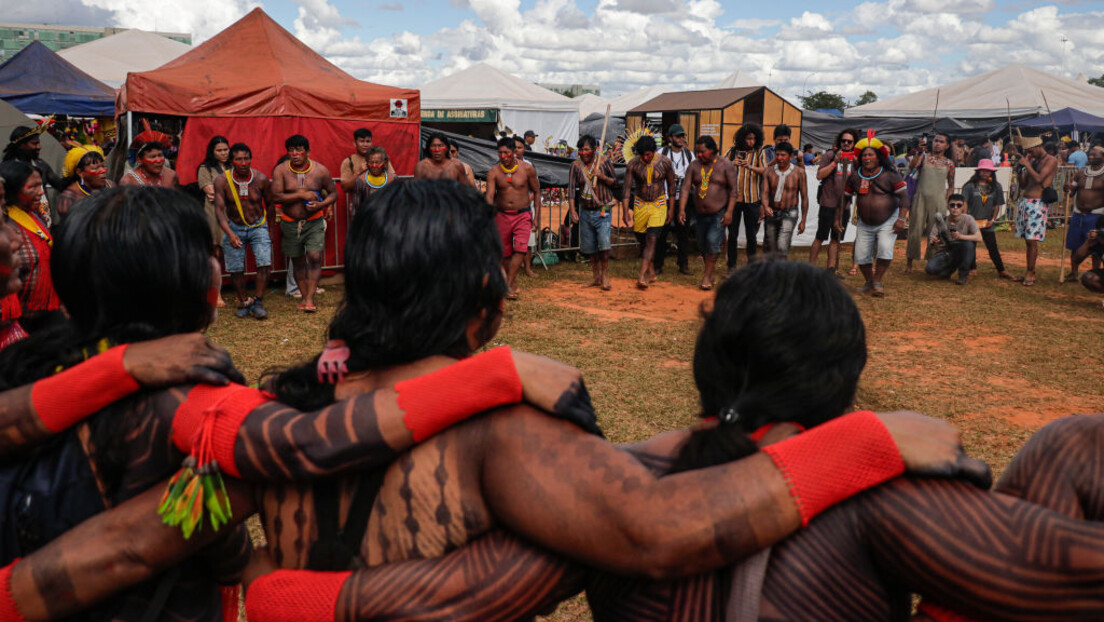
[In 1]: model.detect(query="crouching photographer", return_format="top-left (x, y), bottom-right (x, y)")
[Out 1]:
top-left (1072, 227), bottom-right (1104, 294)
top-left (925, 194), bottom-right (983, 285)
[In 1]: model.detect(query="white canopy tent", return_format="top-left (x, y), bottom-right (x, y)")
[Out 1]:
top-left (575, 92), bottom-right (610, 120)
top-left (714, 71), bottom-right (758, 89)
top-left (57, 29), bottom-right (191, 88)
top-left (420, 63), bottom-right (578, 152)
top-left (848, 65), bottom-right (1104, 119)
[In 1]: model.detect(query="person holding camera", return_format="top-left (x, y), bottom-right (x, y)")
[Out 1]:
top-left (963, 159), bottom-right (1015, 280)
top-left (925, 194), bottom-right (982, 285)
top-left (1015, 137), bottom-right (1059, 287)
top-left (906, 132), bottom-right (955, 272)
top-left (811, 128), bottom-right (859, 276)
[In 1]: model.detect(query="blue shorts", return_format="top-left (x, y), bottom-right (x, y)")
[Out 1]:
top-left (578, 208), bottom-right (611, 254)
top-left (222, 220), bottom-right (273, 273)
top-left (1067, 212), bottom-right (1100, 251)
top-left (694, 210), bottom-right (725, 255)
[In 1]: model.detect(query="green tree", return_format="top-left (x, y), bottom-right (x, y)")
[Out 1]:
top-left (1089, 74), bottom-right (1104, 88)
top-left (798, 91), bottom-right (848, 111)
top-left (855, 90), bottom-right (878, 106)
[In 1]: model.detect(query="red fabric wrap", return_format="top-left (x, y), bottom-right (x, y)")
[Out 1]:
top-left (220, 585), bottom-right (240, 622)
top-left (0, 295), bottom-right (20, 323)
top-left (171, 384), bottom-right (271, 478)
top-left (244, 569), bottom-right (350, 622)
top-left (761, 410), bottom-right (904, 527)
top-left (0, 559), bottom-right (28, 622)
top-left (31, 345), bottom-right (141, 433)
top-left (395, 346), bottom-right (523, 442)
top-left (917, 602), bottom-right (980, 622)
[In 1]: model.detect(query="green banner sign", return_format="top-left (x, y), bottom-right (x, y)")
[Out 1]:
top-left (421, 108), bottom-right (498, 123)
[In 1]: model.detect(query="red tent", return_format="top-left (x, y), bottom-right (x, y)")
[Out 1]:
top-left (119, 8), bottom-right (419, 270)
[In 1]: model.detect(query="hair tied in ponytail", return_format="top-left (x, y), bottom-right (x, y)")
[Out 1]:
top-left (719, 407), bottom-right (740, 425)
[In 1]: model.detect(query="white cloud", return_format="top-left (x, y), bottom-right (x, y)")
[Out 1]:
top-left (80, 0), bottom-right (258, 40)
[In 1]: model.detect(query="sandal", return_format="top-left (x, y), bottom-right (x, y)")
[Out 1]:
top-left (1022, 277), bottom-right (1036, 287)
top-left (298, 302), bottom-right (318, 313)
top-left (636, 280), bottom-right (649, 290)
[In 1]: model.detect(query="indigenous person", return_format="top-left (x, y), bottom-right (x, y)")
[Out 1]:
top-left (951, 136), bottom-right (968, 166)
top-left (759, 142), bottom-right (808, 259)
top-left (0, 162), bottom-right (61, 334)
top-left (0, 178), bottom-right (30, 349)
top-left (579, 262), bottom-right (1104, 621)
top-left (56, 145), bottom-right (111, 223)
top-left (623, 135), bottom-right (676, 289)
top-left (350, 145), bottom-right (394, 213)
top-left (339, 128), bottom-right (395, 193)
top-left (678, 136), bottom-right (735, 290)
top-left (0, 184), bottom-right (580, 621)
top-left (210, 182), bottom-right (974, 622)
top-left (119, 141), bottom-right (178, 188)
top-left (1014, 137), bottom-right (1058, 286)
top-left (655, 124), bottom-right (694, 276)
top-left (215, 143), bottom-right (274, 320)
top-left (513, 135), bottom-right (539, 278)
top-left (449, 142), bottom-right (476, 186)
top-left (906, 132), bottom-right (955, 271)
top-left (1072, 228), bottom-right (1104, 296)
top-left (196, 136), bottom-right (231, 308)
top-left (1063, 144), bottom-right (1104, 279)
top-left (810, 129), bottom-right (859, 275)
top-left (271, 134), bottom-right (336, 313)
top-left (963, 159), bottom-right (1015, 280)
top-left (487, 137), bottom-right (541, 299)
top-left (924, 194), bottom-right (982, 285)
top-left (567, 134), bottom-right (617, 291)
top-left (414, 133), bottom-right (470, 184)
top-left (726, 124), bottom-right (766, 271)
top-left (845, 135), bottom-right (911, 297)
top-left (2, 126), bottom-right (66, 193)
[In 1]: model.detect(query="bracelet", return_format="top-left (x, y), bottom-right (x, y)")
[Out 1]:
top-left (31, 345), bottom-right (140, 433)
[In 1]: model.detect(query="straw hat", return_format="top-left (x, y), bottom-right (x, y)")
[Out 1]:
top-left (1016, 134), bottom-right (1043, 150)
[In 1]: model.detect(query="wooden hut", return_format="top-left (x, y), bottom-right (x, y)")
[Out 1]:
top-left (626, 87), bottom-right (802, 155)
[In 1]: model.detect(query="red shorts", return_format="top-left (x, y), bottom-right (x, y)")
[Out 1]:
top-left (496, 209), bottom-right (532, 257)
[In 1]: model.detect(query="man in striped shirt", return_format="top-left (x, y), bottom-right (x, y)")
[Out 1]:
top-left (726, 124), bottom-right (767, 272)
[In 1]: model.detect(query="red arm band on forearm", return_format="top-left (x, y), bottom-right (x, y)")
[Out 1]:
top-left (916, 602), bottom-right (980, 622)
top-left (761, 410), bottom-right (904, 527)
top-left (0, 559), bottom-right (28, 622)
top-left (30, 345), bottom-right (141, 433)
top-left (395, 346), bottom-right (523, 442)
top-left (171, 384), bottom-right (271, 478)
top-left (245, 569), bottom-right (350, 622)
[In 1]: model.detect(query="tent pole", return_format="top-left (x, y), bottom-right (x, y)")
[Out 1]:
top-left (126, 111), bottom-right (133, 157)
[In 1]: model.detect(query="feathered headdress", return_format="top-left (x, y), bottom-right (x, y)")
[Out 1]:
top-left (853, 129), bottom-right (889, 158)
top-left (622, 128), bottom-right (659, 163)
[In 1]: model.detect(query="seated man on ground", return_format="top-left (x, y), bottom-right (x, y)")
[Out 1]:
top-left (924, 193), bottom-right (982, 285)
top-left (1072, 227), bottom-right (1104, 297)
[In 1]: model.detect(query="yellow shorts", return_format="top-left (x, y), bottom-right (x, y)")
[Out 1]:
top-left (633, 195), bottom-right (668, 233)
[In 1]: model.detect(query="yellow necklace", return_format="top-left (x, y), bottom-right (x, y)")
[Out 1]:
top-left (4, 205), bottom-right (51, 246)
top-left (288, 161), bottom-right (313, 175)
top-left (645, 160), bottom-right (655, 185)
top-left (698, 165), bottom-right (714, 199)
top-left (365, 172), bottom-right (387, 188)
top-left (500, 162), bottom-right (518, 174)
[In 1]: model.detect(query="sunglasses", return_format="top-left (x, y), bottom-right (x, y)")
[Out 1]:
top-left (948, 203), bottom-right (965, 208)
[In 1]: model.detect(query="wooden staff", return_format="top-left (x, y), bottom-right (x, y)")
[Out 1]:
top-left (1043, 91), bottom-right (1073, 283)
top-left (931, 89), bottom-right (941, 132)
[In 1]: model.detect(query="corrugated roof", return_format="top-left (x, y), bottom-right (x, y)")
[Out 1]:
top-left (629, 86), bottom-right (762, 113)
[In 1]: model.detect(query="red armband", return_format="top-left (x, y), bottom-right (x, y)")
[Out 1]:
top-left (762, 410), bottom-right (904, 527)
top-left (31, 345), bottom-right (141, 433)
top-left (395, 346), bottom-right (523, 442)
top-left (171, 384), bottom-right (271, 478)
top-left (0, 559), bottom-right (29, 622)
top-left (245, 570), bottom-right (350, 622)
top-left (916, 602), bottom-right (980, 622)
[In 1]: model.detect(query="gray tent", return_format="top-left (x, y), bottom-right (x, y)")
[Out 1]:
top-left (0, 98), bottom-right (66, 182)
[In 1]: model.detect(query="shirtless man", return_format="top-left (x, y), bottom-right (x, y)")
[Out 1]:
top-left (514, 135), bottom-right (538, 278)
top-left (339, 128), bottom-right (394, 193)
top-left (414, 133), bottom-right (471, 185)
top-left (845, 137), bottom-right (911, 297)
top-left (678, 136), bottom-right (736, 290)
top-left (449, 142), bottom-right (476, 186)
top-left (567, 134), bottom-right (617, 291)
top-left (214, 142), bottom-right (273, 320)
top-left (118, 142), bottom-right (177, 188)
top-left (1063, 143), bottom-right (1104, 279)
top-left (1015, 138), bottom-right (1058, 286)
top-left (271, 134), bottom-right (336, 313)
top-left (487, 136), bottom-right (541, 299)
top-left (349, 146), bottom-right (393, 214)
top-left (760, 142), bottom-right (808, 259)
top-left (623, 134), bottom-right (676, 289)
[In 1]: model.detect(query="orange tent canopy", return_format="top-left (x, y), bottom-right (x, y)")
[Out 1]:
top-left (122, 8), bottom-right (419, 121)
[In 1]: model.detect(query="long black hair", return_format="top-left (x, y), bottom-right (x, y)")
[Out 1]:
top-left (61, 150), bottom-right (105, 188)
top-left (0, 186), bottom-right (214, 493)
top-left (670, 260), bottom-right (867, 473)
top-left (0, 161), bottom-right (36, 204)
top-left (269, 180), bottom-right (508, 410)
top-left (197, 135), bottom-right (230, 177)
top-left (424, 132), bottom-right (450, 159)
